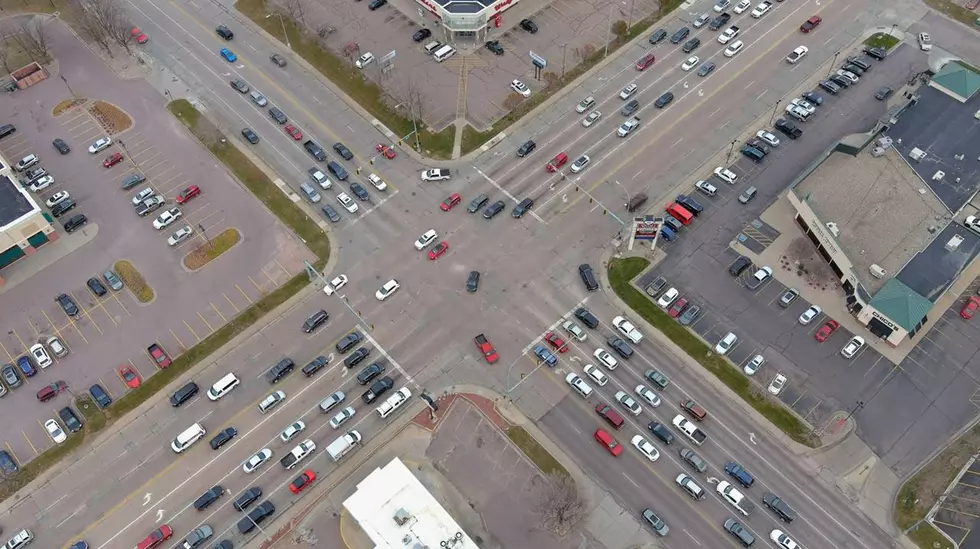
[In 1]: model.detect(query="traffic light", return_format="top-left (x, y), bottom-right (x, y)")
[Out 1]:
top-left (355, 167), bottom-right (361, 175)
top-left (589, 198), bottom-right (593, 204)
top-left (369, 158), bottom-right (375, 165)
top-left (575, 186), bottom-right (580, 192)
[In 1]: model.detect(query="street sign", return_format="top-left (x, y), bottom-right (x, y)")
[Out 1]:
top-left (634, 216), bottom-right (662, 240)
top-left (529, 51), bottom-right (547, 68)
top-left (380, 50), bottom-right (397, 63)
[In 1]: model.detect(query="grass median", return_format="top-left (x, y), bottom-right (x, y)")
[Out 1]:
top-left (183, 228), bottom-right (242, 270)
top-left (114, 259), bottom-right (154, 303)
top-left (863, 32), bottom-right (900, 50)
top-left (507, 426), bottom-right (569, 478)
top-left (607, 257), bottom-right (818, 447)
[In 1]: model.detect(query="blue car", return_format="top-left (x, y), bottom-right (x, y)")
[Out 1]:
top-left (16, 355), bottom-right (36, 377)
top-left (660, 225), bottom-right (676, 242)
top-left (220, 48), bottom-right (237, 62)
top-left (533, 344), bottom-right (557, 366)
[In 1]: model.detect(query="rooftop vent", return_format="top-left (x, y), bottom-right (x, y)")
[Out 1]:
top-left (870, 264), bottom-right (886, 279)
top-left (947, 234), bottom-right (964, 252)
top-left (826, 222), bottom-right (840, 237)
top-left (393, 508), bottom-right (412, 526)
top-left (909, 148), bottom-right (927, 162)
top-left (932, 170), bottom-right (945, 181)
top-left (876, 136), bottom-right (894, 149)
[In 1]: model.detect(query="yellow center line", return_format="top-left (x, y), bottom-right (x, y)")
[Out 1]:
top-left (211, 303), bottom-right (228, 323)
top-left (236, 284), bottom-right (254, 304)
top-left (182, 320), bottom-right (201, 342)
top-left (197, 311), bottom-right (215, 334)
top-left (223, 293), bottom-right (241, 313)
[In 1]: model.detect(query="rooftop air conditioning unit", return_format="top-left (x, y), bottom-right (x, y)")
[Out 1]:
top-left (876, 136), bottom-right (894, 149)
top-left (393, 509), bottom-right (412, 526)
top-left (869, 264), bottom-right (886, 278)
top-left (908, 148), bottom-right (927, 162)
top-left (871, 147), bottom-right (886, 157)
top-left (933, 170), bottom-right (945, 181)
top-left (947, 234), bottom-right (964, 252)
top-left (826, 222), bottom-right (840, 237)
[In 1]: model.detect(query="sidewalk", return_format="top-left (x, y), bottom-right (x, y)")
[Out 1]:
top-left (0, 224), bottom-right (97, 295)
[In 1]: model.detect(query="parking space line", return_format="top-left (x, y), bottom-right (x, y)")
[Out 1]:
top-left (260, 266), bottom-right (279, 288)
top-left (27, 317), bottom-right (42, 337)
top-left (69, 291), bottom-right (104, 336)
top-left (802, 401), bottom-right (821, 421)
top-left (5, 442), bottom-right (20, 466)
top-left (94, 297), bottom-right (119, 327)
top-left (10, 329), bottom-right (29, 355)
top-left (210, 303), bottom-right (227, 323)
top-left (109, 290), bottom-right (132, 316)
top-left (43, 309), bottom-right (88, 346)
top-left (182, 320), bottom-right (201, 342)
top-left (222, 293), bottom-right (240, 313)
top-left (22, 430), bottom-right (38, 456)
top-left (790, 389), bottom-right (807, 408)
top-left (136, 152), bottom-right (164, 168)
top-left (236, 284), bottom-right (253, 304)
top-left (170, 329), bottom-right (187, 351)
top-left (197, 311), bottom-right (215, 334)
top-left (99, 377), bottom-right (115, 398)
top-left (129, 358), bottom-right (145, 379)
top-left (249, 275), bottom-right (264, 293)
top-left (274, 259), bottom-right (291, 279)
top-left (0, 339), bottom-right (12, 361)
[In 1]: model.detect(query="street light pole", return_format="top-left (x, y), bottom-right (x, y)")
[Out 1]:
top-left (845, 400), bottom-right (865, 421)
top-left (726, 139), bottom-right (738, 163)
top-left (611, 180), bottom-right (631, 209)
top-left (266, 13), bottom-right (290, 48)
top-left (59, 74), bottom-right (74, 97)
top-left (626, 0), bottom-right (636, 33)
top-left (198, 223), bottom-right (212, 250)
top-left (604, 3), bottom-right (613, 58)
top-left (827, 51), bottom-right (840, 77)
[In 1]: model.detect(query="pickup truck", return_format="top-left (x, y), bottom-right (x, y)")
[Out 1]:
top-left (326, 430), bottom-right (362, 462)
top-left (136, 195), bottom-right (165, 217)
top-left (280, 439), bottom-right (315, 470)
top-left (613, 316), bottom-right (643, 344)
top-left (304, 139), bottom-right (327, 161)
top-left (750, 1), bottom-right (772, 17)
top-left (671, 414), bottom-right (707, 446)
top-left (376, 387), bottom-right (411, 419)
top-left (717, 25), bottom-right (740, 44)
top-left (474, 334), bottom-right (499, 363)
top-left (709, 12), bottom-right (731, 30)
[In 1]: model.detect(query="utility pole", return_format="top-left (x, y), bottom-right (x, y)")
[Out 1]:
top-left (604, 3), bottom-right (613, 58)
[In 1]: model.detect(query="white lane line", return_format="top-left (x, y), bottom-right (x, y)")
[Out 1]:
top-left (622, 473), bottom-right (641, 488)
top-left (684, 529), bottom-right (702, 546)
top-left (743, 80), bottom-right (756, 89)
top-left (364, 330), bottom-right (416, 388)
top-left (755, 89), bottom-right (768, 101)
top-left (631, 169), bottom-right (643, 180)
top-left (42, 492), bottom-right (69, 513)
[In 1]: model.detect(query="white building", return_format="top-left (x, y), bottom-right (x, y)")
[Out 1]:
top-left (415, 0), bottom-right (521, 42)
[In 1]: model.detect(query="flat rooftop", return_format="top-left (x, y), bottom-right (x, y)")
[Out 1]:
top-left (0, 174), bottom-right (36, 229)
top-left (795, 146), bottom-right (949, 293)
top-left (896, 220), bottom-right (980, 301)
top-left (434, 0), bottom-right (495, 13)
top-left (887, 85), bottom-right (980, 213)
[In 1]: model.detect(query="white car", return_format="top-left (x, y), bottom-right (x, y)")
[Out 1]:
top-left (337, 192), bottom-right (359, 213)
top-left (692, 12), bottom-right (711, 28)
top-left (367, 173), bottom-right (387, 191)
top-left (768, 374), bottom-right (787, 395)
top-left (837, 69), bottom-right (859, 83)
top-left (46, 336), bottom-right (68, 358)
top-left (570, 155), bottom-right (590, 173)
top-left (582, 110), bottom-right (602, 127)
top-left (841, 335), bottom-right (865, 358)
top-left (563, 320), bottom-right (587, 341)
top-left (29, 175), bottom-right (54, 192)
top-left (918, 32), bottom-right (932, 51)
top-left (355, 52), bottom-right (375, 68)
top-left (242, 449), bottom-right (273, 473)
top-left (695, 180), bottom-right (718, 195)
top-left (967, 216), bottom-right (980, 235)
top-left (329, 406), bottom-right (356, 429)
top-left (798, 305), bottom-right (821, 325)
top-left (744, 354), bottom-right (764, 375)
top-left (790, 98), bottom-right (816, 115)
top-left (88, 137), bottom-right (112, 154)
top-left (510, 79), bottom-right (531, 97)
top-left (593, 348), bottom-right (618, 370)
top-left (615, 391), bottom-right (642, 415)
top-left (132, 187), bottom-right (155, 205)
top-left (167, 226), bottom-right (193, 246)
top-left (30, 344), bottom-right (52, 368)
top-left (310, 169), bottom-right (331, 189)
top-left (617, 117), bottom-right (640, 137)
top-left (786, 45), bottom-right (808, 64)
top-left (279, 421), bottom-right (306, 442)
top-left (756, 130), bottom-right (780, 147)
top-left (619, 83), bottom-right (638, 100)
top-left (716, 332), bottom-right (737, 355)
top-left (770, 530), bottom-right (800, 549)
top-left (733, 0), bottom-right (751, 13)
top-left (45, 191), bottom-right (70, 208)
top-left (576, 97), bottom-right (596, 113)
top-left (565, 372), bottom-right (592, 395)
top-left (376, 279), bottom-right (400, 301)
top-left (323, 274), bottom-right (349, 295)
top-left (714, 166), bottom-right (737, 184)
top-left (152, 208), bottom-right (182, 230)
top-left (724, 40), bottom-right (744, 57)
top-left (751, 0), bottom-right (772, 17)
top-left (681, 56), bottom-right (700, 71)
top-left (714, 0), bottom-right (730, 11)
top-left (45, 419), bottom-right (67, 444)
top-left (657, 287), bottom-right (679, 308)
top-left (635, 384), bottom-right (662, 407)
top-left (420, 168), bottom-right (452, 182)
top-left (631, 435), bottom-right (660, 461)
top-left (415, 229), bottom-right (438, 250)
top-left (583, 364), bottom-right (608, 386)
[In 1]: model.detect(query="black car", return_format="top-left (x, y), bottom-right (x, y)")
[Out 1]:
top-left (87, 277), bottom-right (108, 297)
top-left (357, 362), bottom-right (386, 384)
top-left (746, 138), bottom-right (770, 155)
top-left (648, 421), bottom-right (674, 444)
top-left (483, 200), bottom-right (506, 219)
top-left (516, 139), bottom-right (536, 157)
top-left (194, 485), bottom-right (225, 510)
top-left (0, 449), bottom-right (18, 475)
top-left (233, 487), bottom-right (263, 511)
top-left (59, 406), bottom-right (83, 432)
top-left (709, 12), bottom-right (730, 30)
top-left (121, 173), bottom-right (147, 190)
top-left (367, 0), bottom-right (386, 9)
top-left (56, 293), bottom-right (80, 317)
top-left (53, 138), bottom-right (70, 154)
top-left (336, 331), bottom-right (363, 353)
top-left (302, 355), bottom-right (329, 377)
top-left (361, 376), bottom-right (394, 403)
top-left (762, 492), bottom-right (797, 522)
top-left (774, 118), bottom-right (802, 139)
top-left (621, 99), bottom-right (640, 116)
top-left (675, 194), bottom-right (704, 215)
top-left (89, 383), bottom-right (112, 408)
top-left (669, 26), bottom-right (690, 44)
top-left (344, 347), bottom-right (371, 368)
top-left (216, 25), bottom-right (234, 40)
top-left (485, 40), bottom-right (504, 55)
top-left (51, 198), bottom-right (77, 217)
top-left (63, 214), bottom-right (88, 233)
top-left (321, 205), bottom-right (341, 222)
top-left (846, 55), bottom-right (872, 71)
top-left (269, 107), bottom-right (287, 124)
top-left (266, 358), bottom-right (295, 383)
top-left (575, 307), bottom-right (599, 329)
top-left (828, 74), bottom-right (851, 88)
top-left (729, 256), bottom-right (751, 276)
top-left (801, 90), bottom-right (824, 105)
top-left (270, 53), bottom-right (288, 67)
top-left (214, 541), bottom-right (233, 549)
top-left (0, 124), bottom-right (15, 139)
top-left (303, 310), bottom-right (329, 333)
top-left (238, 501), bottom-right (275, 534)
top-left (875, 85), bottom-right (894, 100)
top-left (520, 18), bottom-right (538, 33)
top-left (863, 46), bottom-right (886, 60)
top-left (741, 145), bottom-right (765, 162)
top-left (654, 92), bottom-right (674, 108)
top-left (2, 364), bottom-right (20, 388)
top-left (468, 193), bottom-right (488, 213)
top-left (466, 270), bottom-right (480, 292)
top-left (241, 128), bottom-right (259, 144)
top-left (412, 28), bottom-right (432, 42)
top-left (512, 197), bottom-right (534, 218)
top-left (333, 142), bottom-right (354, 160)
top-left (647, 28), bottom-right (667, 44)
top-left (681, 37), bottom-right (700, 53)
top-left (607, 337), bottom-right (634, 359)
top-left (818, 80), bottom-right (841, 95)
top-left (842, 63), bottom-right (865, 75)
top-left (209, 427), bottom-right (237, 450)
top-left (349, 182), bottom-right (370, 201)
top-left (170, 382), bottom-right (199, 407)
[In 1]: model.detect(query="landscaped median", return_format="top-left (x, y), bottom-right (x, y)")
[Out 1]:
top-left (607, 257), bottom-right (818, 447)
top-left (863, 32), bottom-right (900, 50)
top-left (183, 227), bottom-right (242, 271)
top-left (507, 426), bottom-right (569, 478)
top-left (114, 259), bottom-right (154, 303)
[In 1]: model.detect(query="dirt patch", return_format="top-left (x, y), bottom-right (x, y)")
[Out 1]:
top-left (53, 98), bottom-right (87, 117)
top-left (113, 259), bottom-right (154, 303)
top-left (88, 100), bottom-right (132, 135)
top-left (182, 228), bottom-right (242, 271)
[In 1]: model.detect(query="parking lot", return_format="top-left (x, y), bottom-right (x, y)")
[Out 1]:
top-left (932, 459), bottom-right (980, 549)
top-left (0, 20), bottom-right (313, 463)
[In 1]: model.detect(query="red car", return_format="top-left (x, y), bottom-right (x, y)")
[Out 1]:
top-left (103, 152), bottom-right (124, 168)
top-left (176, 185), bottom-right (201, 205)
top-left (284, 124), bottom-right (303, 140)
top-left (289, 470), bottom-right (316, 493)
top-left (119, 365), bottom-right (141, 388)
top-left (546, 152), bottom-right (568, 172)
top-left (428, 241), bottom-right (449, 260)
top-left (594, 429), bottom-right (623, 456)
top-left (440, 193), bottom-right (461, 211)
top-left (544, 332), bottom-right (568, 353)
top-left (668, 297), bottom-right (688, 318)
top-left (474, 333), bottom-right (499, 363)
top-left (814, 320), bottom-right (840, 342)
top-left (962, 296), bottom-right (980, 320)
top-left (131, 27), bottom-right (149, 44)
top-left (147, 343), bottom-right (172, 369)
top-left (137, 525), bottom-right (173, 549)
top-left (376, 143), bottom-right (396, 159)
top-left (800, 15), bottom-right (822, 32)
top-left (635, 52), bottom-right (656, 71)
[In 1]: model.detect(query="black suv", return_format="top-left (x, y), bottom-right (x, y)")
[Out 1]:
top-left (681, 38), bottom-right (700, 53)
top-left (238, 501), bottom-right (275, 534)
top-left (647, 28), bottom-right (667, 44)
top-left (302, 310), bottom-right (328, 333)
top-left (468, 194), bottom-right (488, 213)
top-left (607, 337), bottom-right (634, 359)
top-left (709, 12), bottom-right (730, 30)
top-left (56, 293), bottom-right (80, 317)
top-left (648, 421), bottom-right (674, 444)
top-left (333, 142), bottom-right (354, 160)
top-left (302, 355), bottom-right (329, 377)
top-left (412, 28), bottom-right (432, 42)
top-left (512, 197), bottom-right (534, 218)
top-left (520, 18), bottom-right (538, 33)
top-left (516, 139), bottom-right (536, 157)
top-left (485, 40), bottom-right (504, 55)
top-left (87, 277), bottom-right (108, 297)
top-left (194, 485), bottom-right (225, 510)
top-left (266, 358), bottom-right (295, 384)
top-left (336, 331), bottom-right (363, 353)
top-left (63, 214), bottom-right (88, 233)
top-left (762, 492), bottom-right (797, 522)
top-left (357, 362), bottom-right (386, 385)
top-left (655, 92), bottom-right (674, 108)
top-left (774, 118), bottom-right (802, 139)
top-left (729, 256), bottom-right (751, 276)
top-left (669, 26), bottom-right (690, 44)
top-left (574, 307), bottom-right (599, 329)
top-left (349, 182), bottom-right (370, 201)
top-left (215, 25), bottom-right (234, 40)
top-left (863, 46), bottom-right (886, 60)
top-left (51, 198), bottom-right (77, 217)
top-left (344, 347), bottom-right (371, 368)
top-left (170, 382), bottom-right (199, 407)
top-left (269, 107), bottom-right (287, 124)
top-left (676, 194), bottom-right (704, 215)
top-left (483, 200), bottom-right (505, 219)
top-left (234, 487), bottom-right (262, 511)
top-left (53, 138), bottom-right (70, 154)
top-left (59, 406), bottom-right (83, 432)
top-left (362, 376), bottom-right (394, 404)
top-left (209, 428), bottom-right (237, 450)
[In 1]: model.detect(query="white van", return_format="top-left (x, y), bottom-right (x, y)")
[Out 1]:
top-left (423, 40), bottom-right (443, 54)
top-left (171, 423), bottom-right (206, 453)
top-left (433, 45), bottom-right (456, 62)
top-left (207, 373), bottom-right (240, 401)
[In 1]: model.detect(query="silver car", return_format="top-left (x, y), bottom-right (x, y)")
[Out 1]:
top-left (104, 270), bottom-right (124, 291)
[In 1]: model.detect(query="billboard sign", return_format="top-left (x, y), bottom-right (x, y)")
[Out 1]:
top-left (529, 51), bottom-right (547, 68)
top-left (634, 216), bottom-right (662, 240)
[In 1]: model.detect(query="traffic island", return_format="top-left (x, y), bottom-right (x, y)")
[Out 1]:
top-left (863, 32), bottom-right (900, 50)
top-left (88, 100), bottom-right (133, 134)
top-left (52, 98), bottom-right (87, 117)
top-left (113, 259), bottom-right (154, 304)
top-left (182, 228), bottom-right (242, 271)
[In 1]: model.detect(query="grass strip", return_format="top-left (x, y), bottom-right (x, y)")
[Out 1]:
top-left (607, 257), bottom-right (818, 447)
top-left (114, 259), bottom-right (154, 303)
top-left (863, 32), bottom-right (900, 50)
top-left (507, 426), bottom-right (569, 478)
top-left (183, 228), bottom-right (242, 270)
top-left (923, 0), bottom-right (980, 30)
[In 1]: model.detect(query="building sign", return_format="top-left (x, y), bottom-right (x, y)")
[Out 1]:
top-left (634, 216), bottom-right (662, 240)
top-left (870, 309), bottom-right (901, 332)
top-left (494, 0), bottom-right (516, 10)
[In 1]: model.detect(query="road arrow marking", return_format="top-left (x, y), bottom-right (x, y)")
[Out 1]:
top-left (143, 493), bottom-right (152, 506)
top-left (562, 194), bottom-right (568, 203)
top-left (698, 89), bottom-right (704, 97)
top-left (156, 509), bottom-right (165, 522)
top-left (569, 356), bottom-right (581, 363)
top-left (748, 432), bottom-right (757, 445)
top-left (707, 476), bottom-right (719, 484)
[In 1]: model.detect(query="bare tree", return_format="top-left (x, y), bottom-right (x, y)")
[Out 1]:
top-left (13, 18), bottom-right (52, 62)
top-left (282, 0), bottom-right (306, 28)
top-left (68, 0), bottom-right (113, 56)
top-left (535, 474), bottom-right (586, 536)
top-left (573, 43), bottom-right (596, 63)
top-left (542, 71), bottom-right (560, 87)
top-left (611, 20), bottom-right (628, 38)
top-left (502, 92), bottom-right (525, 111)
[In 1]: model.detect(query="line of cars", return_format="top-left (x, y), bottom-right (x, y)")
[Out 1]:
top-left (10, 146), bottom-right (89, 233)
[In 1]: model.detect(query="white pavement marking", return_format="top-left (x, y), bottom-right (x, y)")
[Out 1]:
top-left (473, 166), bottom-right (547, 224)
top-left (622, 473), bottom-right (641, 489)
top-left (684, 530), bottom-right (702, 546)
top-left (347, 189), bottom-right (400, 226)
top-left (363, 331), bottom-right (417, 389)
